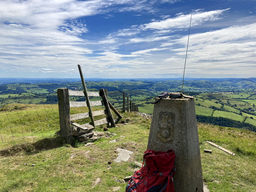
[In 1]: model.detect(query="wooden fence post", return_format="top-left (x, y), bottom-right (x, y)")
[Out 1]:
top-left (127, 95), bottom-right (130, 112)
top-left (131, 103), bottom-right (135, 111)
top-left (100, 89), bottom-right (115, 127)
top-left (130, 99), bottom-right (132, 112)
top-left (122, 92), bottom-right (126, 112)
top-left (57, 88), bottom-right (72, 143)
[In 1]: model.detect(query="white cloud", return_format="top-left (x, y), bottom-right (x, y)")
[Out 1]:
top-left (0, 0), bottom-right (157, 77)
top-left (131, 47), bottom-right (168, 55)
top-left (130, 36), bottom-right (170, 43)
top-left (185, 23), bottom-right (256, 46)
top-left (160, 0), bottom-right (180, 3)
top-left (0, 0), bottom-right (255, 78)
top-left (59, 21), bottom-right (88, 36)
top-left (144, 9), bottom-right (229, 30)
top-left (98, 38), bottom-right (117, 44)
top-left (162, 23), bottom-right (256, 77)
top-left (115, 27), bottom-right (140, 37)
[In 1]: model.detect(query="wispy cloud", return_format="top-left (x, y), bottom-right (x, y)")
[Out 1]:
top-left (130, 36), bottom-right (170, 43)
top-left (162, 23), bottom-right (256, 77)
top-left (115, 27), bottom-right (140, 37)
top-left (143, 9), bottom-right (229, 30)
top-left (131, 47), bottom-right (169, 55)
top-left (160, 0), bottom-right (181, 3)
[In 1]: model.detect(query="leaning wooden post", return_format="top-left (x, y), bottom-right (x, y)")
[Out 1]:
top-left (108, 101), bottom-right (122, 123)
top-left (122, 92), bottom-right (126, 112)
top-left (100, 89), bottom-right (115, 127)
top-left (57, 88), bottom-right (72, 143)
top-left (147, 95), bottom-right (203, 192)
top-left (78, 64), bottom-right (95, 128)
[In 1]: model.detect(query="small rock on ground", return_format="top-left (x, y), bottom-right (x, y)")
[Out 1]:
top-left (114, 148), bottom-right (133, 163)
top-left (85, 142), bottom-right (94, 147)
top-left (112, 186), bottom-right (121, 191)
top-left (109, 139), bottom-right (117, 143)
top-left (203, 183), bottom-right (210, 192)
top-left (92, 178), bottom-right (101, 188)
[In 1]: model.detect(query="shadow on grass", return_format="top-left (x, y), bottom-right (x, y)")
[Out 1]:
top-left (0, 136), bottom-right (67, 156)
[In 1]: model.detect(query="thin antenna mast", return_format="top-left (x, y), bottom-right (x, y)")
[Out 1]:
top-left (181, 13), bottom-right (192, 93)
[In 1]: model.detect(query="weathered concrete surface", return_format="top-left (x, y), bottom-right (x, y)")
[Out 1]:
top-left (114, 148), bottom-right (133, 163)
top-left (147, 98), bottom-right (203, 192)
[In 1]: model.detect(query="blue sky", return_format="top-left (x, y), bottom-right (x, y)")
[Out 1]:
top-left (0, 0), bottom-right (255, 78)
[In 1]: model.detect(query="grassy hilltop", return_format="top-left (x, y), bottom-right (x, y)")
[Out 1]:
top-left (0, 104), bottom-right (256, 192)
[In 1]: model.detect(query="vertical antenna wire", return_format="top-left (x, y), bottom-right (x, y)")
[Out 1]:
top-left (181, 13), bottom-right (192, 93)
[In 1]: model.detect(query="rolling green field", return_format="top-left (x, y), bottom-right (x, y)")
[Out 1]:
top-left (0, 104), bottom-right (256, 191)
top-left (1, 79), bottom-right (256, 131)
top-left (195, 106), bottom-right (214, 116)
top-left (244, 99), bottom-right (256, 105)
top-left (139, 92), bottom-right (256, 132)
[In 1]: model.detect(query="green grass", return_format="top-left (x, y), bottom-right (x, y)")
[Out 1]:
top-left (245, 118), bottom-right (256, 127)
top-left (0, 109), bottom-right (150, 192)
top-left (227, 93), bottom-right (250, 99)
top-left (138, 104), bottom-right (154, 114)
top-left (0, 97), bottom-right (47, 105)
top-left (0, 94), bottom-right (20, 99)
top-left (243, 100), bottom-right (256, 105)
top-left (242, 112), bottom-right (256, 119)
top-left (195, 105), bottom-right (214, 116)
top-left (199, 123), bottom-right (256, 192)
top-left (213, 110), bottom-right (244, 122)
top-left (26, 88), bottom-right (49, 94)
top-left (248, 94), bottom-right (256, 100)
top-left (229, 100), bottom-right (250, 108)
top-left (196, 98), bottom-right (222, 109)
top-left (0, 104), bottom-right (256, 191)
top-left (0, 104), bottom-right (59, 134)
top-left (223, 105), bottom-right (240, 114)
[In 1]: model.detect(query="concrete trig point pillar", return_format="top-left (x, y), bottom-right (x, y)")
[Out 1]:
top-left (147, 93), bottom-right (203, 192)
